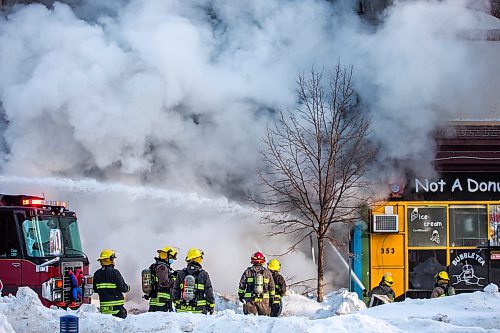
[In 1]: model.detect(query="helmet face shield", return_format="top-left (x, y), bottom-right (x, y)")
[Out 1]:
top-left (158, 246), bottom-right (179, 260)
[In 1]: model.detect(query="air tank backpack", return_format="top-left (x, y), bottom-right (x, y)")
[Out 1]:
top-left (142, 262), bottom-right (168, 298)
top-left (254, 270), bottom-right (264, 297)
top-left (182, 274), bottom-right (196, 303)
top-left (141, 268), bottom-right (154, 297)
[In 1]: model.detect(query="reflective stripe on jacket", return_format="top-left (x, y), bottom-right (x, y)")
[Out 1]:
top-left (93, 265), bottom-right (130, 315)
top-left (238, 265), bottom-right (275, 302)
top-left (271, 271), bottom-right (287, 304)
top-left (149, 259), bottom-right (175, 307)
top-left (172, 262), bottom-right (215, 314)
top-left (431, 283), bottom-right (455, 298)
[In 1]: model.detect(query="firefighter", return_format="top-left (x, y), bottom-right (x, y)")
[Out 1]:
top-left (267, 259), bottom-right (287, 317)
top-left (172, 248), bottom-right (215, 314)
top-left (364, 272), bottom-right (395, 307)
top-left (238, 251), bottom-right (276, 316)
top-left (431, 271), bottom-right (455, 298)
top-left (147, 246), bottom-right (178, 312)
top-left (93, 249), bottom-right (130, 318)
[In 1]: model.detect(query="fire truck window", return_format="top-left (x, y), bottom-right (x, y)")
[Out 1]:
top-left (490, 205), bottom-right (500, 246)
top-left (22, 217), bottom-right (61, 257)
top-left (408, 250), bottom-right (446, 290)
top-left (60, 216), bottom-right (83, 255)
top-left (0, 213), bottom-right (20, 258)
top-left (449, 206), bottom-right (488, 247)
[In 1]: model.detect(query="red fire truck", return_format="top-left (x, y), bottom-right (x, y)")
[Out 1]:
top-left (0, 194), bottom-right (93, 308)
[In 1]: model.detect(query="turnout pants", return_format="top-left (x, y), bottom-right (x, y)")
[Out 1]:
top-left (243, 299), bottom-right (270, 316)
top-left (270, 299), bottom-right (283, 317)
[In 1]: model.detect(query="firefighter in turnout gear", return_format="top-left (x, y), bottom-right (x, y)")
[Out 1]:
top-left (147, 246), bottom-right (178, 312)
top-left (93, 249), bottom-right (130, 318)
top-left (238, 251), bottom-right (276, 316)
top-left (267, 259), bottom-right (287, 317)
top-left (364, 272), bottom-right (395, 307)
top-left (172, 248), bottom-right (215, 314)
top-left (431, 270), bottom-right (455, 298)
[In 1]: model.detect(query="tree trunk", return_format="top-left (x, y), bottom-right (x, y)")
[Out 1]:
top-left (317, 236), bottom-right (324, 302)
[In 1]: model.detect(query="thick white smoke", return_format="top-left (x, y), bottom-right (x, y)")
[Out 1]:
top-left (0, 175), bottom-right (318, 309)
top-left (0, 0), bottom-right (498, 305)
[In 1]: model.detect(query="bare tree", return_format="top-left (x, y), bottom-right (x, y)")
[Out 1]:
top-left (253, 63), bottom-right (375, 302)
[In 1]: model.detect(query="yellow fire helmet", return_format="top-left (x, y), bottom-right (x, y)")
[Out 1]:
top-left (185, 248), bottom-right (204, 262)
top-left (436, 271), bottom-right (450, 281)
top-left (267, 259), bottom-right (281, 272)
top-left (97, 249), bottom-right (117, 261)
top-left (157, 246), bottom-right (178, 260)
top-left (383, 274), bottom-right (394, 286)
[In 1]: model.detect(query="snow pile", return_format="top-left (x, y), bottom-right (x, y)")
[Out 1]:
top-left (210, 289), bottom-right (365, 317)
top-left (2, 286), bottom-right (500, 332)
top-left (484, 283), bottom-right (499, 294)
top-left (282, 289), bottom-right (366, 319)
top-left (214, 292), bottom-right (240, 313)
top-left (0, 313), bottom-right (15, 333)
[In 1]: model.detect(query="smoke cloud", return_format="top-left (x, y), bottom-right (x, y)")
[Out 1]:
top-left (0, 0), bottom-right (498, 305)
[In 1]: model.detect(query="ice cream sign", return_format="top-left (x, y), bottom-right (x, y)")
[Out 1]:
top-left (407, 207), bottom-right (446, 247)
top-left (415, 178), bottom-right (500, 193)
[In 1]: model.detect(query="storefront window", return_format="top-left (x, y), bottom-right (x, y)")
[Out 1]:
top-left (490, 251), bottom-right (500, 286)
top-left (408, 207), bottom-right (446, 247)
top-left (449, 205), bottom-right (488, 247)
top-left (449, 249), bottom-right (487, 290)
top-left (490, 205), bottom-right (500, 246)
top-left (408, 250), bottom-right (446, 290)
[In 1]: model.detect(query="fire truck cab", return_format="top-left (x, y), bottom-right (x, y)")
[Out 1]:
top-left (0, 194), bottom-right (92, 308)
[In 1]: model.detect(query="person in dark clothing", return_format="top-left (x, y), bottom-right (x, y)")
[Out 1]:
top-left (431, 270), bottom-right (455, 298)
top-left (93, 249), bottom-right (130, 318)
top-left (147, 246), bottom-right (178, 312)
top-left (238, 251), bottom-right (276, 316)
top-left (267, 259), bottom-right (287, 317)
top-left (172, 248), bottom-right (215, 314)
top-left (364, 273), bottom-right (395, 307)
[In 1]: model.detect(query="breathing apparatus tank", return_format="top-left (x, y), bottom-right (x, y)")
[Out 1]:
top-left (254, 272), bottom-right (264, 296)
top-left (182, 275), bottom-right (196, 302)
top-left (141, 269), bottom-right (153, 296)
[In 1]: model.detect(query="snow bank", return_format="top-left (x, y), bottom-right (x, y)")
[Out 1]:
top-left (282, 289), bottom-right (366, 319)
top-left (484, 283), bottom-right (499, 294)
top-left (0, 313), bottom-right (16, 333)
top-left (363, 285), bottom-right (500, 332)
top-left (1, 287), bottom-right (499, 333)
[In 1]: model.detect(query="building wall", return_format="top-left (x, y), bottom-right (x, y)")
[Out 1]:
top-left (370, 197), bottom-right (500, 299)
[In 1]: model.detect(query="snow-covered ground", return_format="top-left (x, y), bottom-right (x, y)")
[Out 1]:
top-left (1, 285), bottom-right (499, 333)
